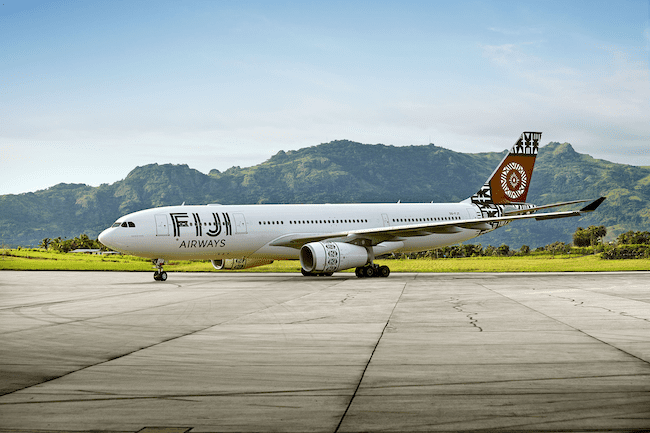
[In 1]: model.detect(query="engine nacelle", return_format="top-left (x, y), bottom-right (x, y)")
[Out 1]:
top-left (300, 242), bottom-right (369, 273)
top-left (211, 258), bottom-right (273, 270)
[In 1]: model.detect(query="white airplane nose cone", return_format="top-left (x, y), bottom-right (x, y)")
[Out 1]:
top-left (98, 228), bottom-right (120, 250)
top-left (98, 227), bottom-right (130, 252)
top-left (98, 229), bottom-right (109, 247)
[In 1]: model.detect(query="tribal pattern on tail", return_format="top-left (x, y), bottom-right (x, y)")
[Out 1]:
top-left (469, 131), bottom-right (541, 230)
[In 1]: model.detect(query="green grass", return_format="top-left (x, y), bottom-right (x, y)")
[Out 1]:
top-left (376, 254), bottom-right (649, 272)
top-left (1, 249), bottom-right (649, 272)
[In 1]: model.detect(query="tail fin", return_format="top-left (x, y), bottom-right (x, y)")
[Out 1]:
top-left (467, 131), bottom-right (541, 205)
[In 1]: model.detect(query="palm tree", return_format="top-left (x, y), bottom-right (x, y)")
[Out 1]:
top-left (39, 238), bottom-right (51, 250)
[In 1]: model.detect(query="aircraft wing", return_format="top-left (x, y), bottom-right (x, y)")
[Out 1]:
top-left (270, 197), bottom-right (606, 249)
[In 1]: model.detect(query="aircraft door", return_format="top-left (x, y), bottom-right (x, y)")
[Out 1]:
top-left (155, 214), bottom-right (169, 236)
top-left (233, 213), bottom-right (247, 234)
top-left (381, 213), bottom-right (390, 227)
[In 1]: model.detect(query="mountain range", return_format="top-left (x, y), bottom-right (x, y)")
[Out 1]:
top-left (1, 140), bottom-right (648, 249)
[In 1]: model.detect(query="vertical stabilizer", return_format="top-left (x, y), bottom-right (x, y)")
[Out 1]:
top-left (467, 132), bottom-right (541, 205)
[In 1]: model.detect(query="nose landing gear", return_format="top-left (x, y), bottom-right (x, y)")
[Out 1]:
top-left (152, 258), bottom-right (167, 281)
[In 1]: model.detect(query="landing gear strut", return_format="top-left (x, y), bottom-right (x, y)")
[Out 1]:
top-left (355, 264), bottom-right (390, 278)
top-left (152, 258), bottom-right (167, 281)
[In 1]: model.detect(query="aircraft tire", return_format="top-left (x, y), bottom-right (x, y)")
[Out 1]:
top-left (379, 265), bottom-right (390, 278)
top-left (355, 267), bottom-right (364, 278)
top-left (159, 271), bottom-right (167, 281)
top-left (364, 266), bottom-right (375, 278)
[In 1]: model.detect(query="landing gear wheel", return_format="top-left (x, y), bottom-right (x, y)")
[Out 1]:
top-left (152, 258), bottom-right (167, 281)
top-left (355, 264), bottom-right (390, 278)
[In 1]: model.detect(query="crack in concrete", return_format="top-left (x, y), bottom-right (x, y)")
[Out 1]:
top-left (448, 297), bottom-right (483, 332)
top-left (548, 293), bottom-right (650, 323)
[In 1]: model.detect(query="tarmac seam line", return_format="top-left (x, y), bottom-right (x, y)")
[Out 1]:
top-left (0, 281), bottom-right (340, 397)
top-left (480, 283), bottom-right (650, 367)
top-left (334, 281), bottom-right (408, 433)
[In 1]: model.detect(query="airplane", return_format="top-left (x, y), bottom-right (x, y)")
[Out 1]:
top-left (98, 132), bottom-right (606, 281)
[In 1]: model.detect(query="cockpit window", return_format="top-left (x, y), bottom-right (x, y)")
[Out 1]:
top-left (111, 221), bottom-right (135, 228)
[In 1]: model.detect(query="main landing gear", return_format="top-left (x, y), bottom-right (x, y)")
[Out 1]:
top-left (152, 258), bottom-right (167, 281)
top-left (355, 264), bottom-right (390, 278)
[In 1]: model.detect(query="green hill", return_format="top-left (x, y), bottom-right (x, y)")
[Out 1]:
top-left (1, 140), bottom-right (648, 248)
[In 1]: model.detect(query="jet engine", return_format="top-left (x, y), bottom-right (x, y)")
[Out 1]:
top-left (211, 258), bottom-right (273, 270)
top-left (300, 241), bottom-right (369, 273)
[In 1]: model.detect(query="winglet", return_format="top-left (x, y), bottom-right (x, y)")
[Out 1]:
top-left (580, 196), bottom-right (606, 212)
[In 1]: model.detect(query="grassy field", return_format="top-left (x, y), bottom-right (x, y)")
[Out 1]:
top-left (1, 248), bottom-right (648, 273)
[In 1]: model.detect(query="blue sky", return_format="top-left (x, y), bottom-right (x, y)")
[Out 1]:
top-left (1, 0), bottom-right (648, 195)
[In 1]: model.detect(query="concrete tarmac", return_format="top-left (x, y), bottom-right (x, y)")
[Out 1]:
top-left (0, 271), bottom-right (649, 432)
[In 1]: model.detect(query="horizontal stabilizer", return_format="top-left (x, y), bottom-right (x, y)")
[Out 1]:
top-left (503, 198), bottom-right (594, 216)
top-left (532, 197), bottom-right (606, 221)
top-left (580, 196), bottom-right (606, 212)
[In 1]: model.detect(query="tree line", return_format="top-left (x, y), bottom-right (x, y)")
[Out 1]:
top-left (38, 234), bottom-right (108, 253)
top-left (383, 226), bottom-right (650, 260)
top-left (36, 226), bottom-right (649, 259)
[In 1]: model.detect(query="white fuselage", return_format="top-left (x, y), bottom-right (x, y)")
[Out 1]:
top-left (98, 202), bottom-right (486, 261)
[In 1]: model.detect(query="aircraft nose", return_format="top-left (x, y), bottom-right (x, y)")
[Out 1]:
top-left (98, 228), bottom-right (123, 250)
top-left (98, 228), bottom-right (110, 247)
